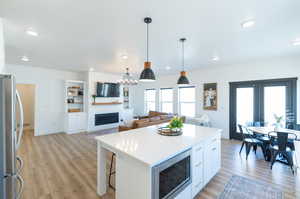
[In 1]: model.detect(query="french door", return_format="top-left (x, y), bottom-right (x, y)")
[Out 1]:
top-left (229, 78), bottom-right (297, 140)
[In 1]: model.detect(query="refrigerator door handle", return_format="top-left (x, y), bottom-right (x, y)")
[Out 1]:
top-left (16, 175), bottom-right (24, 199)
top-left (16, 90), bottom-right (24, 150)
top-left (16, 156), bottom-right (24, 175)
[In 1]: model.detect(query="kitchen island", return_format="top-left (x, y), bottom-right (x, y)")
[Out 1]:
top-left (95, 124), bottom-right (222, 199)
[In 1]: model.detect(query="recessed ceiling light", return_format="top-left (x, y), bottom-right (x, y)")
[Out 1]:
top-left (89, 67), bottom-right (94, 72)
top-left (165, 66), bottom-right (171, 70)
top-left (292, 38), bottom-right (300, 46)
top-left (26, 28), bottom-right (39, 36)
top-left (21, 56), bottom-right (29, 62)
top-left (212, 56), bottom-right (220, 61)
top-left (121, 55), bottom-right (128, 60)
top-left (241, 20), bottom-right (255, 28)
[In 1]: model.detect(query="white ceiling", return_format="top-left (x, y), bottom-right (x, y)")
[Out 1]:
top-left (1, 0), bottom-right (300, 75)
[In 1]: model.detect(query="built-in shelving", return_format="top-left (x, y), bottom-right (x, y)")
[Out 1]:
top-left (64, 80), bottom-right (87, 134)
top-left (66, 81), bottom-right (85, 113)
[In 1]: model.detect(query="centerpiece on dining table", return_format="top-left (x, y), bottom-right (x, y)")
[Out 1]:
top-left (158, 116), bottom-right (184, 136)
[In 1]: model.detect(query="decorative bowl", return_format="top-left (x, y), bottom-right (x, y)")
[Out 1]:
top-left (157, 127), bottom-right (182, 136)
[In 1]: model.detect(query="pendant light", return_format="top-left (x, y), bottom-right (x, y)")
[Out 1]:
top-left (139, 17), bottom-right (156, 82)
top-left (177, 38), bottom-right (190, 85)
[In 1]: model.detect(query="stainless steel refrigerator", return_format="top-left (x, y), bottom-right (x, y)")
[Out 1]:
top-left (0, 74), bottom-right (24, 199)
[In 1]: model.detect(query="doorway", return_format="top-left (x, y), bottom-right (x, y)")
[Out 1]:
top-left (229, 78), bottom-right (297, 140)
top-left (16, 84), bottom-right (36, 133)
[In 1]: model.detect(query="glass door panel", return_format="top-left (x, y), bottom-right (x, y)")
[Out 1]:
top-left (264, 86), bottom-right (286, 127)
top-left (236, 87), bottom-right (254, 132)
top-left (230, 78), bottom-right (297, 140)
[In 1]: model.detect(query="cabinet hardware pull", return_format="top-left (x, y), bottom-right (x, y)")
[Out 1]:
top-left (212, 147), bottom-right (217, 151)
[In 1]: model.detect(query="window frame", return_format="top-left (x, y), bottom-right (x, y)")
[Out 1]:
top-left (144, 88), bottom-right (156, 114)
top-left (159, 88), bottom-right (174, 113)
top-left (178, 86), bottom-right (196, 117)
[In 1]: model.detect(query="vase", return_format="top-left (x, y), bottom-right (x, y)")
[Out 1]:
top-left (274, 123), bottom-right (282, 132)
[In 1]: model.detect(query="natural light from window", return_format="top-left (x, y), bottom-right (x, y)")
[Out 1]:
top-left (264, 86), bottom-right (286, 126)
top-left (160, 88), bottom-right (173, 113)
top-left (236, 87), bottom-right (254, 131)
top-left (178, 87), bottom-right (196, 117)
top-left (144, 89), bottom-right (156, 113)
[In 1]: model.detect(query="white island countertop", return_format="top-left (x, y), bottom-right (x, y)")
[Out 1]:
top-left (95, 123), bottom-right (222, 167)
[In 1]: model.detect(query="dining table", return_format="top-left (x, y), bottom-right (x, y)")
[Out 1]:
top-left (248, 126), bottom-right (300, 174)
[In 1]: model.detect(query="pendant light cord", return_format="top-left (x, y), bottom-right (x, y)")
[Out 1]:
top-left (182, 39), bottom-right (185, 71)
top-left (147, 22), bottom-right (149, 62)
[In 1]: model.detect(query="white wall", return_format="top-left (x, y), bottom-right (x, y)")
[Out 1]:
top-left (0, 18), bottom-right (5, 73)
top-left (132, 56), bottom-right (300, 139)
top-left (6, 64), bottom-right (84, 136)
top-left (16, 84), bottom-right (35, 129)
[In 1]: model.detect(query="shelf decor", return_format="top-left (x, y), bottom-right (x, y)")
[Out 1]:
top-left (65, 80), bottom-right (85, 113)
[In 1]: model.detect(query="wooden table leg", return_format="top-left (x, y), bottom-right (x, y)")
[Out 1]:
top-left (97, 141), bottom-right (108, 196)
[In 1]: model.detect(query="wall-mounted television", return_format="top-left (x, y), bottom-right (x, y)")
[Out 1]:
top-left (96, 82), bottom-right (120, 97)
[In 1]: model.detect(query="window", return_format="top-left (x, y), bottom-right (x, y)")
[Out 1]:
top-left (144, 89), bottom-right (156, 113)
top-left (160, 88), bottom-right (173, 113)
top-left (178, 86), bottom-right (196, 117)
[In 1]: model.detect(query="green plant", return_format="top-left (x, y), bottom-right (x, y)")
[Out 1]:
top-left (92, 94), bottom-right (97, 103)
top-left (273, 114), bottom-right (284, 124)
top-left (167, 116), bottom-right (183, 129)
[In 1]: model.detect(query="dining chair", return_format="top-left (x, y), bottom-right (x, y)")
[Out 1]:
top-left (268, 131), bottom-right (297, 174)
top-left (238, 124), bottom-right (264, 160)
top-left (108, 153), bottom-right (116, 190)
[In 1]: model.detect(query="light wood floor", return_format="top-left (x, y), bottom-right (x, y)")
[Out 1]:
top-left (18, 129), bottom-right (300, 199)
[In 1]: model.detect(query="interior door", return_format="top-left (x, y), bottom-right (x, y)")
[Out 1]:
top-left (230, 78), bottom-right (297, 140)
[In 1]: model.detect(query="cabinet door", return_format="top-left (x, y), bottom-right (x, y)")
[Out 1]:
top-left (192, 143), bottom-right (204, 197)
top-left (77, 114), bottom-right (86, 130)
top-left (204, 136), bottom-right (221, 184)
top-left (68, 114), bottom-right (78, 132)
top-left (208, 139), bottom-right (221, 180)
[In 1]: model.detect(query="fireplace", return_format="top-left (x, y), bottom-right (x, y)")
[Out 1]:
top-left (95, 112), bottom-right (119, 126)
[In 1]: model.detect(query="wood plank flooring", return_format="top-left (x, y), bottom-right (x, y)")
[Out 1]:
top-left (18, 129), bottom-right (300, 199)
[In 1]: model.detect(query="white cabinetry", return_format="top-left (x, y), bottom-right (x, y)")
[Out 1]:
top-left (192, 143), bottom-right (204, 198)
top-left (66, 112), bottom-right (87, 133)
top-left (192, 133), bottom-right (221, 198)
top-left (64, 80), bottom-right (87, 134)
top-left (204, 134), bottom-right (221, 185)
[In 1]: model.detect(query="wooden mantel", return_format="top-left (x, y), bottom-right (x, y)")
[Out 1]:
top-left (92, 102), bottom-right (122, 106)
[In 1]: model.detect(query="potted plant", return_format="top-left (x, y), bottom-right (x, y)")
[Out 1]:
top-left (273, 114), bottom-right (284, 131)
top-left (167, 116), bottom-right (184, 133)
top-left (92, 94), bottom-right (97, 103)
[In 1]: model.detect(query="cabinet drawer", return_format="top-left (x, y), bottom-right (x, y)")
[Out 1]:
top-left (193, 143), bottom-right (204, 166)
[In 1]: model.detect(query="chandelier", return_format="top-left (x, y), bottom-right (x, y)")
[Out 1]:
top-left (117, 68), bottom-right (138, 85)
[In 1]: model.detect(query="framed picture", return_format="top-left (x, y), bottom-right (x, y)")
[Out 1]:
top-left (203, 83), bottom-right (217, 110)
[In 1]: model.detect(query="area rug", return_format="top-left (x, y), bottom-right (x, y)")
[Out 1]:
top-left (218, 175), bottom-right (283, 199)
